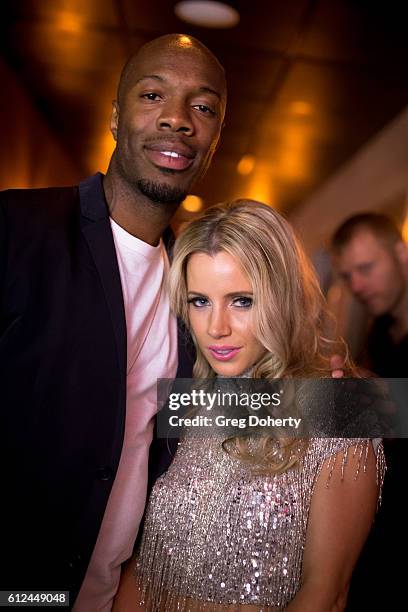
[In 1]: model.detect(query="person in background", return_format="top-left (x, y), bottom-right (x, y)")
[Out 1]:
top-left (331, 212), bottom-right (408, 611)
top-left (114, 200), bottom-right (384, 612)
top-left (331, 212), bottom-right (408, 377)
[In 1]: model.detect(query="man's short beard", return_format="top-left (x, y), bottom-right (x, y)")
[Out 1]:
top-left (137, 179), bottom-right (187, 206)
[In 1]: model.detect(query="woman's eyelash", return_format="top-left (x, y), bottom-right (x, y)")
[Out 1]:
top-left (187, 296), bottom-right (253, 308)
top-left (232, 297), bottom-right (253, 307)
top-left (187, 297), bottom-right (208, 306)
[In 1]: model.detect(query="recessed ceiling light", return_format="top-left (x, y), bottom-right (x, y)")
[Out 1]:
top-left (174, 1), bottom-right (240, 29)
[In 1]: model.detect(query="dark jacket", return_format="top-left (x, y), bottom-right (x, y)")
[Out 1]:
top-left (0, 173), bottom-right (192, 605)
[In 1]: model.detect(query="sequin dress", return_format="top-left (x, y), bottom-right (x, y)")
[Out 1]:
top-left (133, 435), bottom-right (384, 611)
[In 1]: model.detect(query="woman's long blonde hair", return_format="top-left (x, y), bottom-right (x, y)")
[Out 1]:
top-left (168, 199), bottom-right (352, 472)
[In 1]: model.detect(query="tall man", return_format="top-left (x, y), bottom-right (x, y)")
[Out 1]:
top-left (0, 34), bottom-right (226, 610)
top-left (331, 212), bottom-right (408, 376)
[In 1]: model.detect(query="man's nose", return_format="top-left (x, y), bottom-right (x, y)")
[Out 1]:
top-left (208, 307), bottom-right (231, 338)
top-left (350, 273), bottom-right (366, 296)
top-left (157, 99), bottom-right (194, 135)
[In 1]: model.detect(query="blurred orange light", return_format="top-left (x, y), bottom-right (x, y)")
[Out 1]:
top-left (279, 151), bottom-right (305, 180)
top-left (290, 101), bottom-right (313, 116)
top-left (88, 130), bottom-right (116, 174)
top-left (237, 154), bottom-right (255, 176)
top-left (55, 12), bottom-right (83, 34)
top-left (402, 215), bottom-right (408, 242)
top-left (278, 125), bottom-right (308, 180)
top-left (244, 164), bottom-right (274, 207)
top-left (182, 195), bottom-right (203, 212)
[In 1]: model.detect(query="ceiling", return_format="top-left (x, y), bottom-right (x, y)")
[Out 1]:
top-left (2, 0), bottom-right (407, 216)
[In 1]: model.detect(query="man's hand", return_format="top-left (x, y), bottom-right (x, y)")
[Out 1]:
top-left (330, 355), bottom-right (345, 378)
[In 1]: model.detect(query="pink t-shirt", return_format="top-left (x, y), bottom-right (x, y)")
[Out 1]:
top-left (73, 219), bottom-right (178, 611)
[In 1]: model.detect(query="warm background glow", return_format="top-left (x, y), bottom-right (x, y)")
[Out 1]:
top-left (290, 100), bottom-right (313, 116)
top-left (182, 195), bottom-right (203, 213)
top-left (237, 154), bottom-right (255, 176)
top-left (402, 213), bottom-right (408, 242)
top-left (54, 11), bottom-right (83, 34)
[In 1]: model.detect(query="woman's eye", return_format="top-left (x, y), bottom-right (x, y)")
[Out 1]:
top-left (188, 297), bottom-right (209, 308)
top-left (232, 297), bottom-right (253, 308)
top-left (193, 104), bottom-right (215, 115)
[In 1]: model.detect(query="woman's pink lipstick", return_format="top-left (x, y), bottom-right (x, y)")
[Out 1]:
top-left (208, 346), bottom-right (241, 361)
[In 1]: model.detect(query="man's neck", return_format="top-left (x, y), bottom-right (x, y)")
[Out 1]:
top-left (103, 171), bottom-right (179, 246)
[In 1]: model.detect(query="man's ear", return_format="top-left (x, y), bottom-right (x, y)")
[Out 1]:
top-left (110, 100), bottom-right (119, 141)
top-left (394, 240), bottom-right (408, 264)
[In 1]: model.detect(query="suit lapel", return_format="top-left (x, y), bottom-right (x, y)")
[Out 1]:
top-left (78, 173), bottom-right (194, 394)
top-left (79, 174), bottom-right (127, 389)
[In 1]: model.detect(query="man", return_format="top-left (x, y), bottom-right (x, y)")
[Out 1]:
top-left (331, 213), bottom-right (408, 611)
top-left (0, 34), bottom-right (226, 611)
top-left (331, 212), bottom-right (408, 376)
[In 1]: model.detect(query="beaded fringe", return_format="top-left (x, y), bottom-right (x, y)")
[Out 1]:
top-left (133, 438), bottom-right (385, 611)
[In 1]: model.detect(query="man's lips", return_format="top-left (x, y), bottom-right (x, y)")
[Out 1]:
top-left (144, 142), bottom-right (195, 171)
top-left (207, 346), bottom-right (242, 361)
top-left (358, 294), bottom-right (376, 305)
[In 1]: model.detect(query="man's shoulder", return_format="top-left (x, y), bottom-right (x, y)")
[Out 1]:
top-left (0, 184), bottom-right (84, 250)
top-left (0, 183), bottom-right (79, 215)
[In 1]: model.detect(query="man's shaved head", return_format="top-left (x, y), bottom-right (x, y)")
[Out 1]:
top-left (107, 32), bottom-right (227, 212)
top-left (117, 33), bottom-right (227, 112)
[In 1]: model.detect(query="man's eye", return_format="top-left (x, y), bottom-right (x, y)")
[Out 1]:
top-left (193, 104), bottom-right (215, 115)
top-left (141, 92), bottom-right (161, 101)
top-left (188, 297), bottom-right (209, 308)
top-left (360, 263), bottom-right (374, 274)
top-left (232, 297), bottom-right (253, 308)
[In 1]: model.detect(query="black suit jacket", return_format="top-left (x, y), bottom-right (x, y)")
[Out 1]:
top-left (0, 174), bottom-right (193, 605)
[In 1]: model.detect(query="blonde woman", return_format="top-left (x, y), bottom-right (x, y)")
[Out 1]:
top-left (114, 200), bottom-right (384, 611)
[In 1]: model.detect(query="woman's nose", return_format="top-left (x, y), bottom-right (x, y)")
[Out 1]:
top-left (207, 307), bottom-right (231, 338)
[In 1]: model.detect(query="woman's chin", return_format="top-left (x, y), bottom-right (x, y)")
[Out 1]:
top-left (210, 361), bottom-right (246, 377)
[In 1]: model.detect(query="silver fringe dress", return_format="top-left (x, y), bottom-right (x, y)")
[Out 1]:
top-left (133, 435), bottom-right (385, 610)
